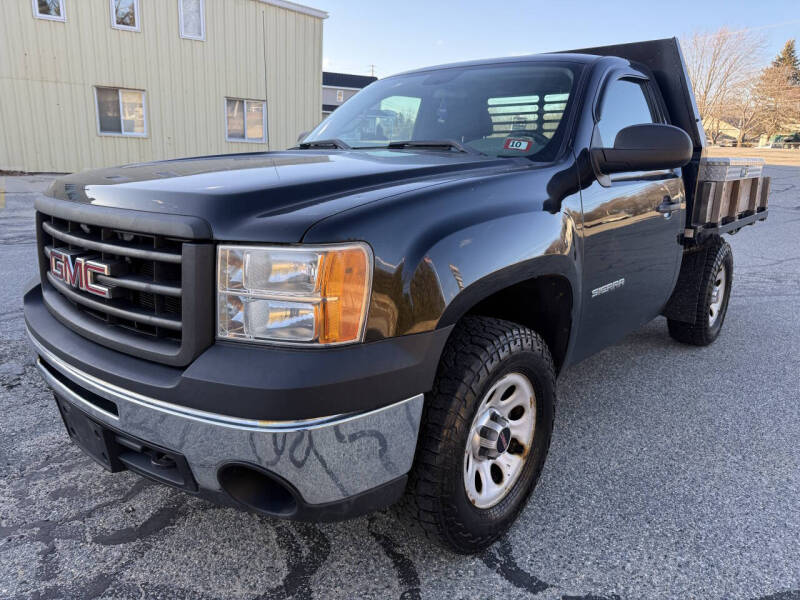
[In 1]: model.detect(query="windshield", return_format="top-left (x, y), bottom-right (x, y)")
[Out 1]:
top-left (304, 62), bottom-right (582, 160)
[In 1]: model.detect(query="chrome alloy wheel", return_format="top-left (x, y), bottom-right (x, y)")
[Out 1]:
top-left (709, 264), bottom-right (727, 326)
top-left (463, 372), bottom-right (536, 509)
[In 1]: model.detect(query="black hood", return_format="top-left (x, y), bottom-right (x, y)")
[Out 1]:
top-left (46, 150), bottom-right (514, 242)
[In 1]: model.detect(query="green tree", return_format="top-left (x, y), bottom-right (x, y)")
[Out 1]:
top-left (753, 64), bottom-right (800, 138)
top-left (772, 39), bottom-right (800, 84)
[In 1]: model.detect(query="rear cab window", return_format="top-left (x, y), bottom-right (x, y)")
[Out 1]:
top-left (471, 92), bottom-right (571, 157)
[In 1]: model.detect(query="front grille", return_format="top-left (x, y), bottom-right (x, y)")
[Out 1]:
top-left (41, 215), bottom-right (185, 341)
top-left (36, 210), bottom-right (215, 367)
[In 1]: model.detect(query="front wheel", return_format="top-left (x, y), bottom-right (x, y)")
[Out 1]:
top-left (400, 316), bottom-right (556, 554)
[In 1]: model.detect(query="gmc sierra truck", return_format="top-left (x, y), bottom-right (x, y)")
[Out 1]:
top-left (24, 38), bottom-right (769, 554)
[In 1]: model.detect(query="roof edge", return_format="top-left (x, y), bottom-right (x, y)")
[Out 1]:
top-left (394, 53), bottom-right (592, 78)
top-left (256, 0), bottom-right (328, 19)
top-left (323, 71), bottom-right (378, 88)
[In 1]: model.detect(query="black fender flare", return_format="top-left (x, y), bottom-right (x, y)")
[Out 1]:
top-left (437, 254), bottom-right (580, 329)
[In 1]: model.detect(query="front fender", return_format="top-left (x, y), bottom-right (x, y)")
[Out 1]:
top-left (302, 165), bottom-right (582, 343)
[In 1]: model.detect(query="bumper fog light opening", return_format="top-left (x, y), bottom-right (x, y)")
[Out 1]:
top-left (217, 463), bottom-right (299, 517)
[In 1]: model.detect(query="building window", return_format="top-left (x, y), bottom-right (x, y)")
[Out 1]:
top-left (336, 90), bottom-right (344, 103)
top-left (110, 0), bottom-right (140, 32)
top-left (226, 98), bottom-right (266, 143)
top-left (95, 87), bottom-right (147, 137)
top-left (179, 0), bottom-right (205, 40)
top-left (33, 0), bottom-right (66, 22)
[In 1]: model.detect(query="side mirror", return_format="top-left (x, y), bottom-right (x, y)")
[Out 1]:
top-left (591, 123), bottom-right (692, 174)
top-left (297, 130), bottom-right (310, 143)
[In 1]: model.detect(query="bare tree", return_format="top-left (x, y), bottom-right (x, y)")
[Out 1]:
top-left (682, 28), bottom-right (765, 141)
top-left (726, 79), bottom-right (761, 146)
top-left (704, 116), bottom-right (725, 145)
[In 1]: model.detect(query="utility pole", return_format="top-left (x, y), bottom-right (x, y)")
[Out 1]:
top-left (368, 64), bottom-right (377, 77)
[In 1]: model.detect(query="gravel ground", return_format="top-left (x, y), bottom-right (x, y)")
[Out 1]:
top-left (0, 168), bottom-right (798, 600)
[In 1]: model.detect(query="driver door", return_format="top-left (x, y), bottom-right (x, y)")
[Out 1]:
top-left (574, 73), bottom-right (685, 360)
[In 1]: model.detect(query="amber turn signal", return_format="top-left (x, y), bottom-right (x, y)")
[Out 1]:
top-left (318, 246), bottom-right (371, 344)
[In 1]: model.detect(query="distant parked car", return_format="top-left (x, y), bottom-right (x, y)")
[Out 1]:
top-left (782, 133), bottom-right (800, 149)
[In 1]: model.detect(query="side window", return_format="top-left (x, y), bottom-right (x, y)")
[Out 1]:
top-left (225, 98), bottom-right (267, 143)
top-left (378, 96), bottom-right (421, 140)
top-left (111, 0), bottom-right (140, 32)
top-left (596, 79), bottom-right (655, 147)
top-left (350, 95), bottom-right (420, 142)
top-left (95, 87), bottom-right (146, 136)
top-left (179, 0), bottom-right (205, 41)
top-left (33, 0), bottom-right (66, 22)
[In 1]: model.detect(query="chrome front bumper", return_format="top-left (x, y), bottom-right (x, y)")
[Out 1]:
top-left (29, 329), bottom-right (423, 505)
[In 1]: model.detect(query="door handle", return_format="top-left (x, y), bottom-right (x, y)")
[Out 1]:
top-left (657, 197), bottom-right (682, 213)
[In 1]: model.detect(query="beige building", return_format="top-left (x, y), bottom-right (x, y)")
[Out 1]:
top-left (0, 0), bottom-right (326, 173)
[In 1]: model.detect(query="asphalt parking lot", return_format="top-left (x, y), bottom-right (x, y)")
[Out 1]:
top-left (0, 167), bottom-right (798, 600)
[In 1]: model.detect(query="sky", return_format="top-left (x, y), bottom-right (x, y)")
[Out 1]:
top-left (314, 0), bottom-right (799, 78)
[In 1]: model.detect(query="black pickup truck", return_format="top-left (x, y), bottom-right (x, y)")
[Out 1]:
top-left (24, 38), bottom-right (769, 553)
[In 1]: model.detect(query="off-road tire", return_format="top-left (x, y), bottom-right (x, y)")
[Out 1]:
top-left (399, 316), bottom-right (556, 554)
top-left (667, 238), bottom-right (733, 346)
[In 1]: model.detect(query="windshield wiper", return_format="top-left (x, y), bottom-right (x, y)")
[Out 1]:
top-left (384, 140), bottom-right (483, 155)
top-left (294, 138), bottom-right (351, 150)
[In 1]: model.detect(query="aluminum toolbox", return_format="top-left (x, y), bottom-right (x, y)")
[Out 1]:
top-left (688, 157), bottom-right (769, 240)
top-left (698, 157), bottom-right (764, 181)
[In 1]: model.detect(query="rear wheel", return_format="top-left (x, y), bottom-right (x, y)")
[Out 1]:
top-left (668, 238), bottom-right (733, 346)
top-left (400, 316), bottom-right (556, 554)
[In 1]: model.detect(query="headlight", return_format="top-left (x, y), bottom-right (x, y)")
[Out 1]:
top-left (217, 243), bottom-right (372, 345)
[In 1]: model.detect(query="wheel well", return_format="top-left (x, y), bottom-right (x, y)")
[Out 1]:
top-left (465, 276), bottom-right (572, 372)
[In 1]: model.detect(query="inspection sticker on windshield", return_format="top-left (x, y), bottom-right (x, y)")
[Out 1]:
top-left (503, 137), bottom-right (532, 151)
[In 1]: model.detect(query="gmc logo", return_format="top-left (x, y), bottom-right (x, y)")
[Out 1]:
top-left (50, 248), bottom-right (113, 299)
